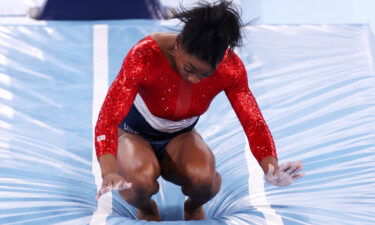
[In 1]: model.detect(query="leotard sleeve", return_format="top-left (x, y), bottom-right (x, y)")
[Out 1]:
top-left (94, 42), bottom-right (151, 158)
top-left (223, 52), bottom-right (278, 164)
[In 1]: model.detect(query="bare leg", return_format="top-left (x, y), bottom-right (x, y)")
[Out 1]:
top-left (116, 128), bottom-right (161, 221)
top-left (160, 129), bottom-right (222, 220)
top-left (183, 172), bottom-right (222, 220)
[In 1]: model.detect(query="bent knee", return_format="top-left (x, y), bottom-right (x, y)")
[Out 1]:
top-left (182, 171), bottom-right (221, 197)
top-left (120, 174), bottom-right (160, 197)
top-left (184, 166), bottom-right (217, 188)
top-left (135, 178), bottom-right (160, 196)
top-left (118, 158), bottom-right (161, 193)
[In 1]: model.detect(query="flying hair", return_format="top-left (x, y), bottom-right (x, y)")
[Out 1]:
top-left (171, 0), bottom-right (247, 68)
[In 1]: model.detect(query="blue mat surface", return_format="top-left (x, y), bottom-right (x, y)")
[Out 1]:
top-left (0, 19), bottom-right (374, 224)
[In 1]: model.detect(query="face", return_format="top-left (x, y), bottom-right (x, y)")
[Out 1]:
top-left (173, 41), bottom-right (215, 84)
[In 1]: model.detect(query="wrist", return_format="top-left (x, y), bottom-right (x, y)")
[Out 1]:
top-left (98, 153), bottom-right (117, 177)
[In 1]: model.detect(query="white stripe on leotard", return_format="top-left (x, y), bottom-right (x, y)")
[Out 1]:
top-left (134, 94), bottom-right (198, 133)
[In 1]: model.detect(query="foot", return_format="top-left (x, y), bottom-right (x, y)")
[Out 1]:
top-left (137, 199), bottom-right (161, 221)
top-left (184, 200), bottom-right (206, 220)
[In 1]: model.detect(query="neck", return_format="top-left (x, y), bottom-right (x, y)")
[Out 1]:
top-left (166, 41), bottom-right (179, 74)
top-left (168, 52), bottom-right (179, 74)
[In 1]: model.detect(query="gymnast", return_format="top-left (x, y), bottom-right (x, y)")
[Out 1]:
top-left (94, 1), bottom-right (304, 221)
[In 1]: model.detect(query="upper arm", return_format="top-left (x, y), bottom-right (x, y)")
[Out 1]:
top-left (223, 52), bottom-right (277, 163)
top-left (223, 52), bottom-right (262, 123)
top-left (94, 43), bottom-right (153, 157)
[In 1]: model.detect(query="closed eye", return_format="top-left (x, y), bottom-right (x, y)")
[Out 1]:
top-left (184, 67), bottom-right (194, 73)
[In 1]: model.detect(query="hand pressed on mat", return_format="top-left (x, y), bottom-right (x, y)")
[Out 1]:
top-left (95, 173), bottom-right (132, 200)
top-left (265, 161), bottom-right (305, 186)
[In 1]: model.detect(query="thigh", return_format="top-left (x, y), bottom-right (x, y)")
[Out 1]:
top-left (160, 129), bottom-right (216, 186)
top-left (116, 128), bottom-right (161, 182)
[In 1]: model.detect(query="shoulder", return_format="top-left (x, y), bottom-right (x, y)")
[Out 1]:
top-left (126, 35), bottom-right (158, 61)
top-left (118, 36), bottom-right (159, 83)
top-left (149, 32), bottom-right (177, 48)
top-left (150, 32), bottom-right (177, 57)
top-left (217, 50), bottom-right (248, 84)
top-left (220, 50), bottom-right (246, 71)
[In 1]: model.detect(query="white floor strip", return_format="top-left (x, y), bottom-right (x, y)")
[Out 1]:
top-left (245, 142), bottom-right (284, 225)
top-left (90, 24), bottom-right (112, 225)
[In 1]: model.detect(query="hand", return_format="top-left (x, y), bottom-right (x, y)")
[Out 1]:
top-left (264, 161), bottom-right (304, 186)
top-left (95, 173), bottom-right (132, 200)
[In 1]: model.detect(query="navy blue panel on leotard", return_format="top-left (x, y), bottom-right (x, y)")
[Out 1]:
top-left (118, 104), bottom-right (199, 161)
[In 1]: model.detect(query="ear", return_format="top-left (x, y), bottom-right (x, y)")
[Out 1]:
top-left (175, 34), bottom-right (181, 50)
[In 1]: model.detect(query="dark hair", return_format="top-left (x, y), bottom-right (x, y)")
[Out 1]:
top-left (172, 0), bottom-right (244, 68)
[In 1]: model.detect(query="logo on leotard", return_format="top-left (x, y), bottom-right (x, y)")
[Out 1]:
top-left (97, 135), bottom-right (106, 141)
top-left (123, 123), bottom-right (140, 135)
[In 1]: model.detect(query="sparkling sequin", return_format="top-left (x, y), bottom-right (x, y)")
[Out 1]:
top-left (95, 35), bottom-right (277, 163)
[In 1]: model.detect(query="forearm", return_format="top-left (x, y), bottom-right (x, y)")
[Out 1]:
top-left (260, 156), bottom-right (278, 174)
top-left (98, 153), bottom-right (117, 177)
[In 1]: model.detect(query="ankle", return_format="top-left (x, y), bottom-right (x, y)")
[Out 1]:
top-left (184, 198), bottom-right (203, 213)
top-left (137, 200), bottom-right (161, 221)
top-left (184, 202), bottom-right (205, 221)
top-left (139, 199), bottom-right (157, 214)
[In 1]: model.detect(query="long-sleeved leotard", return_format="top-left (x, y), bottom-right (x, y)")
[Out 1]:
top-left (95, 35), bottom-right (277, 164)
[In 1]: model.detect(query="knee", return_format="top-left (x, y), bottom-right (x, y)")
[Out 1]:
top-left (132, 175), bottom-right (160, 196)
top-left (119, 172), bottom-right (160, 200)
top-left (132, 162), bottom-right (161, 193)
top-left (119, 164), bottom-right (160, 199)
top-left (183, 165), bottom-right (221, 196)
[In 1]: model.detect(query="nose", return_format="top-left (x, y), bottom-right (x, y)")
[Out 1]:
top-left (187, 74), bottom-right (201, 83)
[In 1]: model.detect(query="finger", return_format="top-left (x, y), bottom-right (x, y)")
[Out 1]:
top-left (100, 180), bottom-right (109, 190)
top-left (285, 163), bottom-right (299, 174)
top-left (294, 160), bottom-right (303, 169)
top-left (100, 183), bottom-right (112, 193)
top-left (113, 179), bottom-right (131, 190)
top-left (119, 182), bottom-right (132, 190)
top-left (95, 189), bottom-right (108, 200)
top-left (95, 192), bottom-right (101, 200)
top-left (292, 173), bottom-right (305, 180)
top-left (98, 188), bottom-right (108, 198)
top-left (95, 188), bottom-right (109, 200)
top-left (106, 181), bottom-right (114, 190)
top-left (96, 189), bottom-right (103, 200)
top-left (279, 162), bottom-right (292, 172)
top-left (100, 184), bottom-right (113, 194)
top-left (113, 180), bottom-right (123, 190)
top-left (290, 167), bottom-right (303, 176)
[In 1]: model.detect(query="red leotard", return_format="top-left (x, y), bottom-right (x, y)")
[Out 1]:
top-left (95, 35), bottom-right (277, 164)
